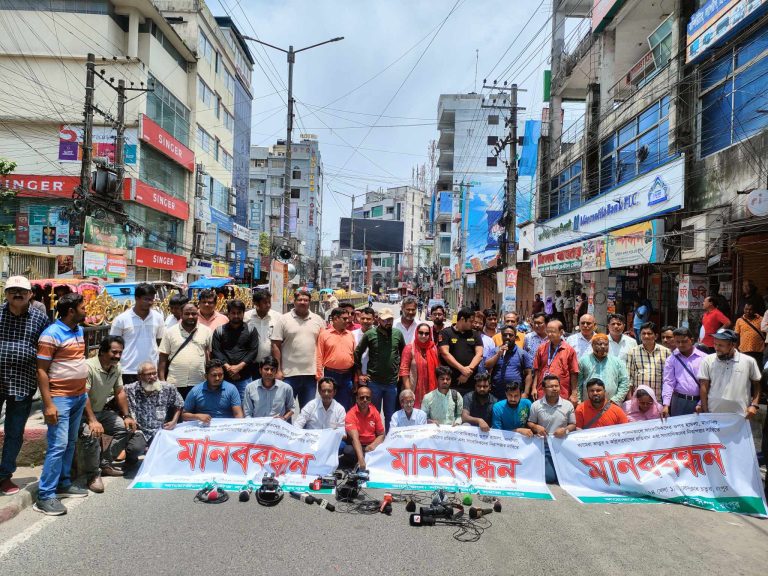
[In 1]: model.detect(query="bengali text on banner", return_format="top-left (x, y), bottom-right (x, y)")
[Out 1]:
top-left (549, 413), bottom-right (767, 516)
top-left (129, 418), bottom-right (342, 492)
top-left (365, 425), bottom-right (553, 499)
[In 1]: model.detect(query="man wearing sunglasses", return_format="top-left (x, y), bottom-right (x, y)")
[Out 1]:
top-left (342, 386), bottom-right (384, 469)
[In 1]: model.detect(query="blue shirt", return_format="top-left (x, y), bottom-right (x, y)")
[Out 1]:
top-left (484, 345), bottom-right (532, 398)
top-left (633, 304), bottom-right (649, 331)
top-left (491, 398), bottom-right (532, 431)
top-left (183, 381), bottom-right (242, 418)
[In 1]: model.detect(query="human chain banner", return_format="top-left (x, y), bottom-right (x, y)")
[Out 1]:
top-left (365, 425), bottom-right (554, 499)
top-left (129, 418), bottom-right (343, 492)
top-left (550, 414), bottom-right (767, 516)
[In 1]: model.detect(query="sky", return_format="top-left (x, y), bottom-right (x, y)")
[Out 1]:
top-left (208, 0), bottom-right (557, 251)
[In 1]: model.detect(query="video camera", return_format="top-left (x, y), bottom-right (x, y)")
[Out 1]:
top-left (336, 468), bottom-right (370, 502)
top-left (256, 472), bottom-right (283, 506)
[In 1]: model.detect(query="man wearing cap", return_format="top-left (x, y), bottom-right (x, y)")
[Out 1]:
top-left (0, 276), bottom-right (49, 495)
top-left (698, 328), bottom-right (761, 419)
top-left (577, 333), bottom-right (629, 404)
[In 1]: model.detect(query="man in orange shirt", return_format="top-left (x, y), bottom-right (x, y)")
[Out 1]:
top-left (317, 308), bottom-right (356, 410)
top-left (734, 303), bottom-right (765, 366)
top-left (575, 378), bottom-right (628, 429)
top-left (342, 386), bottom-right (385, 469)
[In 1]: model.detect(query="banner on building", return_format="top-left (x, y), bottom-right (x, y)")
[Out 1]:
top-left (365, 425), bottom-right (553, 499)
top-left (129, 418), bottom-right (342, 491)
top-left (581, 236), bottom-right (607, 272)
top-left (550, 414), bottom-right (767, 516)
top-left (84, 217), bottom-right (127, 249)
top-left (678, 275), bottom-right (708, 310)
top-left (605, 219), bottom-right (664, 268)
top-left (58, 124), bottom-right (137, 165)
top-left (534, 245), bottom-right (582, 276)
top-left (518, 120), bottom-right (542, 177)
top-left (464, 179), bottom-right (505, 272)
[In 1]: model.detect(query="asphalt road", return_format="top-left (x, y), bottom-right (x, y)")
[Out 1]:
top-left (0, 476), bottom-right (766, 576)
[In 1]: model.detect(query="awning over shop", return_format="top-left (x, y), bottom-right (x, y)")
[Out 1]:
top-left (188, 277), bottom-right (233, 290)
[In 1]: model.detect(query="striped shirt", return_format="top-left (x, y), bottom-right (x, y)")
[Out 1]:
top-left (627, 343), bottom-right (671, 399)
top-left (37, 320), bottom-right (87, 397)
top-left (0, 302), bottom-right (49, 397)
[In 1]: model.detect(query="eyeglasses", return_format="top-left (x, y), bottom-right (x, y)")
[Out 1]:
top-left (417, 331), bottom-right (431, 336)
top-left (5, 288), bottom-right (29, 295)
top-left (358, 395), bottom-right (371, 401)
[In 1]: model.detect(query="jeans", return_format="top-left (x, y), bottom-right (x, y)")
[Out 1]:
top-left (324, 368), bottom-right (354, 410)
top-left (368, 381), bottom-right (397, 433)
top-left (285, 375), bottom-right (318, 409)
top-left (0, 392), bottom-right (35, 480)
top-left (39, 394), bottom-right (87, 501)
top-left (78, 410), bottom-right (129, 478)
top-left (232, 377), bottom-right (252, 403)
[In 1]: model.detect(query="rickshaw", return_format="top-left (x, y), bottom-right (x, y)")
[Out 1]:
top-left (188, 277), bottom-right (254, 311)
top-left (30, 278), bottom-right (105, 325)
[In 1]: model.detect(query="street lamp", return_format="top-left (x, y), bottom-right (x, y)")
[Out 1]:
top-left (242, 35), bottom-right (343, 240)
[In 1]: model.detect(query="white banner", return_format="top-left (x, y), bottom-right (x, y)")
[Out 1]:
top-left (550, 414), bottom-right (767, 516)
top-left (365, 425), bottom-right (553, 500)
top-left (129, 418), bottom-right (342, 492)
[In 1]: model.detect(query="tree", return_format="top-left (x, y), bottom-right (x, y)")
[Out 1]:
top-left (0, 158), bottom-right (18, 246)
top-left (258, 232), bottom-right (270, 257)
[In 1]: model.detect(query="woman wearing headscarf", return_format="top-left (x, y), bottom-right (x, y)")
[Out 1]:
top-left (399, 322), bottom-right (439, 407)
top-left (622, 385), bottom-right (662, 422)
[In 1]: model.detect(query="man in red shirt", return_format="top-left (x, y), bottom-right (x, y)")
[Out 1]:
top-left (532, 320), bottom-right (579, 404)
top-left (343, 386), bottom-right (385, 469)
top-left (575, 378), bottom-right (628, 429)
top-left (700, 296), bottom-right (731, 354)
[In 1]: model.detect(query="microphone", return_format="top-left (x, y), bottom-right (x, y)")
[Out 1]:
top-left (469, 506), bottom-right (493, 519)
top-left (493, 499), bottom-right (502, 513)
top-left (409, 513), bottom-right (436, 526)
top-left (316, 498), bottom-right (335, 512)
top-left (462, 495), bottom-right (473, 506)
top-left (405, 498), bottom-right (416, 512)
top-left (239, 483), bottom-right (253, 502)
top-left (379, 493), bottom-right (393, 513)
top-left (289, 491), bottom-right (318, 504)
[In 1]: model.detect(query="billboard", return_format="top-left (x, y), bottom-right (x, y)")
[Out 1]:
top-left (58, 125), bottom-right (137, 165)
top-left (339, 218), bottom-right (405, 253)
top-left (464, 179), bottom-right (505, 272)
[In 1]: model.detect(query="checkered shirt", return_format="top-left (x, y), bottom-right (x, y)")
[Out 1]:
top-left (0, 302), bottom-right (49, 397)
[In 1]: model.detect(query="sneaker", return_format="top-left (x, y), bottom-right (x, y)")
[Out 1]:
top-left (0, 477), bottom-right (20, 496)
top-left (33, 498), bottom-right (67, 516)
top-left (56, 485), bottom-right (89, 499)
top-left (88, 476), bottom-right (104, 494)
top-left (100, 465), bottom-right (124, 477)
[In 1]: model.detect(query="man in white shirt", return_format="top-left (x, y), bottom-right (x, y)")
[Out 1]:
top-left (606, 313), bottom-right (636, 363)
top-left (158, 302), bottom-right (212, 399)
top-left (390, 389), bottom-right (427, 429)
top-left (351, 307), bottom-right (376, 376)
top-left (163, 294), bottom-right (189, 329)
top-left (110, 283), bottom-right (165, 384)
top-left (393, 295), bottom-right (419, 344)
top-left (294, 377), bottom-right (347, 430)
top-left (244, 289), bottom-right (281, 365)
top-left (566, 314), bottom-right (597, 358)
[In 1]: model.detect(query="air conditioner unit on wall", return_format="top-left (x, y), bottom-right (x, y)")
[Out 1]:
top-left (227, 242), bottom-right (236, 252)
top-left (194, 220), bottom-right (206, 235)
top-left (680, 213), bottom-right (724, 261)
top-left (194, 233), bottom-right (206, 254)
top-left (228, 204), bottom-right (237, 216)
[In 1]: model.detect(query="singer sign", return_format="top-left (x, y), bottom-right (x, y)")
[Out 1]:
top-left (365, 425), bottom-right (553, 499)
top-left (129, 418), bottom-right (343, 492)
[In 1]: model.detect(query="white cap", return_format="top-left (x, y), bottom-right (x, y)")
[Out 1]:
top-left (4, 276), bottom-right (32, 291)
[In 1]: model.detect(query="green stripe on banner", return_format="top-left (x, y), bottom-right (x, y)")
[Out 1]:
top-left (366, 481), bottom-right (554, 500)
top-left (129, 481), bottom-right (332, 494)
top-left (578, 494), bottom-right (767, 514)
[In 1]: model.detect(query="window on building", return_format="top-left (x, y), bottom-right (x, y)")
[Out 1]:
top-left (210, 178), bottom-right (229, 214)
top-left (699, 26), bottom-right (768, 157)
top-left (252, 158), bottom-right (267, 168)
top-left (548, 159), bottom-right (582, 218)
top-left (141, 22), bottom-right (186, 69)
top-left (125, 203), bottom-right (182, 254)
top-left (290, 188), bottom-right (301, 199)
top-left (223, 68), bottom-right (236, 94)
top-left (439, 236), bottom-right (451, 254)
top-left (386, 206), bottom-right (394, 214)
top-left (486, 157), bottom-right (498, 167)
top-left (488, 115), bottom-right (499, 125)
top-left (146, 74), bottom-right (190, 146)
top-left (223, 108), bottom-right (234, 132)
top-left (363, 211), bottom-right (370, 219)
top-left (139, 143), bottom-right (187, 200)
top-left (222, 149), bottom-right (233, 172)
top-left (197, 76), bottom-right (213, 107)
top-left (199, 31), bottom-right (213, 63)
top-left (270, 176), bottom-right (284, 189)
top-left (271, 158), bottom-right (285, 169)
top-left (197, 125), bottom-right (213, 154)
top-left (439, 222), bottom-right (449, 232)
top-left (598, 95), bottom-right (671, 194)
top-left (215, 50), bottom-right (221, 74)
top-left (648, 15), bottom-right (673, 69)
top-left (371, 205), bottom-right (384, 218)
top-left (487, 135), bottom-right (499, 145)
top-left (213, 138), bottom-right (220, 161)
top-left (215, 94), bottom-right (221, 119)
top-left (292, 167), bottom-right (301, 179)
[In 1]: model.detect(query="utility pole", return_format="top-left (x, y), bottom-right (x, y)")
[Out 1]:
top-left (349, 193), bottom-right (354, 291)
top-left (242, 35), bottom-right (344, 240)
top-left (483, 82), bottom-right (525, 269)
top-left (115, 79), bottom-right (126, 200)
top-left (74, 53), bottom-right (96, 217)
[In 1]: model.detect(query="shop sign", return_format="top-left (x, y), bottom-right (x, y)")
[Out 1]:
top-left (248, 229), bottom-right (260, 260)
top-left (605, 220), bottom-right (665, 269)
top-left (466, 273), bottom-right (476, 287)
top-left (231, 223), bottom-right (249, 241)
top-left (230, 250), bottom-right (246, 278)
top-left (140, 114), bottom-right (194, 171)
top-left (534, 157), bottom-right (684, 252)
top-left (84, 216), bottom-right (127, 249)
top-left (210, 207), bottom-right (233, 234)
top-left (212, 261), bottom-right (230, 277)
top-left (187, 258), bottom-right (213, 276)
top-left (83, 251), bottom-right (127, 279)
top-left (134, 247), bottom-right (186, 272)
top-left (125, 179), bottom-right (189, 221)
top-left (581, 236), bottom-right (607, 272)
top-left (678, 275), bottom-right (708, 310)
top-left (58, 124), bottom-right (136, 165)
top-left (746, 189), bottom-right (768, 217)
top-left (686, 0), bottom-right (768, 63)
top-left (1, 174), bottom-right (79, 199)
top-left (535, 245), bottom-right (582, 276)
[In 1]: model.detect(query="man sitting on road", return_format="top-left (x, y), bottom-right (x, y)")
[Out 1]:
top-left (421, 366), bottom-right (463, 426)
top-left (182, 359), bottom-right (243, 424)
top-left (342, 386), bottom-right (385, 469)
top-left (123, 362), bottom-right (184, 461)
top-left (491, 382), bottom-right (533, 436)
top-left (78, 336), bottom-right (138, 493)
top-left (528, 374), bottom-right (576, 484)
top-left (390, 389), bottom-right (427, 429)
top-left (242, 356), bottom-right (295, 420)
top-left (294, 377), bottom-right (347, 431)
top-left (461, 372), bottom-right (497, 432)
top-left (575, 378), bottom-right (629, 429)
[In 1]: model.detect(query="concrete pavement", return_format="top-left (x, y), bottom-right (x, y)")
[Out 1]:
top-left (0, 476), bottom-right (765, 575)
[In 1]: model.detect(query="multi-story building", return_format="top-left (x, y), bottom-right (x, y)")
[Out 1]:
top-left (158, 1), bottom-right (253, 281)
top-left (435, 93), bottom-right (508, 309)
top-left (248, 137), bottom-right (324, 286)
top-left (0, 0), bottom-right (198, 282)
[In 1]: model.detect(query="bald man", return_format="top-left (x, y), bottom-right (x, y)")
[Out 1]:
top-left (566, 314), bottom-right (597, 359)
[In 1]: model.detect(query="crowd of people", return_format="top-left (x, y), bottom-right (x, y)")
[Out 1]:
top-left (0, 276), bottom-right (765, 517)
